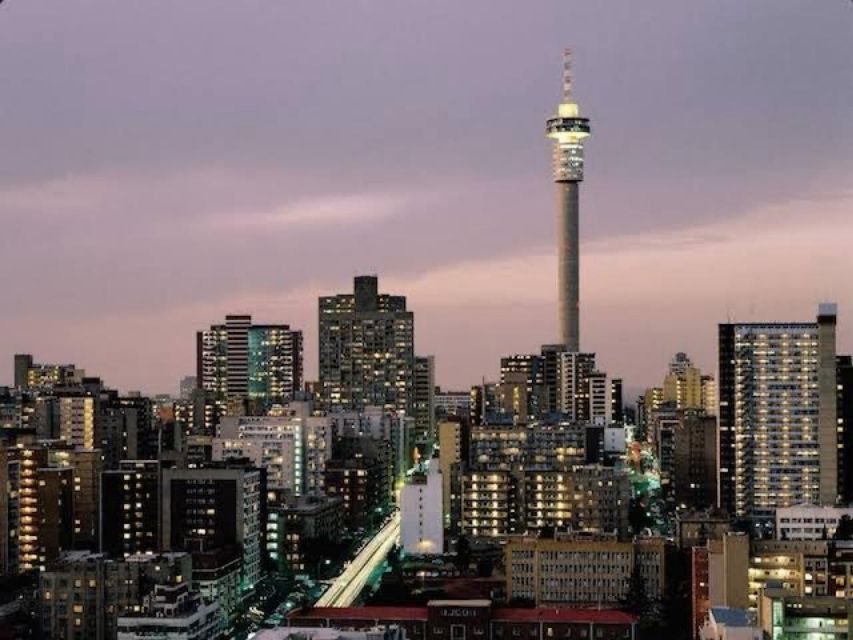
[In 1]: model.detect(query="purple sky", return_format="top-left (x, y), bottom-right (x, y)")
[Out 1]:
top-left (1, 0), bottom-right (852, 396)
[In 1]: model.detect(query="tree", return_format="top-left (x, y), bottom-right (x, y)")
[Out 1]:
top-left (476, 558), bottom-right (493, 578)
top-left (835, 515), bottom-right (853, 541)
top-left (454, 535), bottom-right (471, 574)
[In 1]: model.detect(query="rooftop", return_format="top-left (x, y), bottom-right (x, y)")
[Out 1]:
top-left (709, 607), bottom-right (750, 628)
top-left (291, 605), bottom-right (637, 626)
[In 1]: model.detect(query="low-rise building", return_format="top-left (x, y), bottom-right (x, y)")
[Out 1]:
top-left (39, 551), bottom-right (191, 640)
top-left (776, 504), bottom-right (853, 541)
top-left (287, 600), bottom-right (637, 640)
top-left (267, 494), bottom-right (344, 573)
top-left (757, 588), bottom-right (853, 639)
top-left (505, 536), bottom-right (666, 607)
top-left (116, 582), bottom-right (221, 640)
top-left (255, 627), bottom-right (405, 640)
top-left (698, 607), bottom-right (760, 640)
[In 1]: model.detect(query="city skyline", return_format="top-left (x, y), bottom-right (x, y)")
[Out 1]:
top-left (2, 1), bottom-right (852, 396)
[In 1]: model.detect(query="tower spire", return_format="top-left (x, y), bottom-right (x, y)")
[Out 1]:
top-left (561, 48), bottom-right (573, 103)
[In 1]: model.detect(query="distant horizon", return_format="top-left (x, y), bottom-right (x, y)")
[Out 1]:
top-left (1, 1), bottom-right (851, 397)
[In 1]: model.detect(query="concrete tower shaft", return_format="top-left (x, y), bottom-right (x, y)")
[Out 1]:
top-left (546, 49), bottom-right (591, 351)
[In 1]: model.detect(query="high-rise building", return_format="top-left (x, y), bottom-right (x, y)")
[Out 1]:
top-left (718, 304), bottom-right (839, 525)
top-left (179, 376), bottom-right (197, 400)
top-left (400, 460), bottom-right (444, 555)
top-left (318, 275), bottom-right (415, 414)
top-left (500, 354), bottom-right (547, 420)
top-left (324, 436), bottom-right (391, 528)
top-left (661, 352), bottom-right (717, 415)
top-left (546, 50), bottom-right (591, 351)
top-left (58, 395), bottom-right (96, 449)
top-left (413, 355), bottom-right (436, 452)
top-left (649, 404), bottom-right (717, 510)
top-left (837, 355), bottom-right (853, 503)
top-left (2, 443), bottom-right (74, 573)
top-left (461, 465), bottom-right (631, 540)
top-left (13, 354), bottom-right (84, 391)
top-left (162, 463), bottom-right (263, 594)
top-left (197, 315), bottom-right (303, 410)
top-left (212, 409), bottom-right (333, 496)
top-left (438, 420), bottom-right (465, 526)
top-left (51, 446), bottom-right (102, 551)
top-left (101, 460), bottom-right (163, 558)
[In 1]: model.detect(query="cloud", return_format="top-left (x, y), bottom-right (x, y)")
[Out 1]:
top-left (209, 192), bottom-right (410, 229)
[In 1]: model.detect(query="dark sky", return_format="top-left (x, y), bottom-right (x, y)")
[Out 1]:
top-left (1, 0), bottom-right (852, 395)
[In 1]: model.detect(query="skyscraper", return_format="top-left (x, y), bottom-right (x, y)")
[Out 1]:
top-left (718, 304), bottom-right (839, 525)
top-left (197, 315), bottom-right (303, 411)
top-left (318, 275), bottom-right (415, 414)
top-left (546, 50), bottom-right (591, 351)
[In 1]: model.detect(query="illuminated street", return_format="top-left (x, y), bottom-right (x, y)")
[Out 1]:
top-left (314, 512), bottom-right (401, 607)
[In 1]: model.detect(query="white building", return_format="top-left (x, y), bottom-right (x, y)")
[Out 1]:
top-left (400, 459), bottom-right (444, 555)
top-left (116, 583), bottom-right (221, 640)
top-left (255, 627), bottom-right (405, 640)
top-left (776, 503), bottom-right (853, 540)
top-left (213, 403), bottom-right (332, 495)
top-left (603, 425), bottom-right (627, 454)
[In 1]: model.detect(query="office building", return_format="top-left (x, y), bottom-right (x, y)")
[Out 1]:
top-left (400, 460), bottom-right (444, 555)
top-left (505, 536), bottom-right (666, 607)
top-left (775, 504), bottom-right (853, 541)
top-left (197, 315), bottom-right (303, 410)
top-left (319, 275), bottom-right (415, 414)
top-left (718, 305), bottom-right (839, 524)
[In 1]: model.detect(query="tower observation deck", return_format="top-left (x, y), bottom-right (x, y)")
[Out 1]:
top-left (546, 49), bottom-right (591, 351)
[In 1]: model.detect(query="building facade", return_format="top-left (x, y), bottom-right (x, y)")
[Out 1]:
top-left (718, 305), bottom-right (839, 524)
top-left (319, 276), bottom-right (415, 415)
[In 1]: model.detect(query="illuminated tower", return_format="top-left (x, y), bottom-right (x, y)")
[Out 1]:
top-left (546, 50), bottom-right (591, 351)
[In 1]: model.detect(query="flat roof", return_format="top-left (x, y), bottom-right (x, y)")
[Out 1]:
top-left (292, 607), bottom-right (429, 622)
top-left (492, 608), bottom-right (637, 625)
top-left (291, 606), bottom-right (636, 625)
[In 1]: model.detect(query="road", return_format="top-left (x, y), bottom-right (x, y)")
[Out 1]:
top-left (314, 512), bottom-right (400, 607)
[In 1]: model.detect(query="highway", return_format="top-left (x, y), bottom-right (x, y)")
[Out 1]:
top-left (314, 512), bottom-right (400, 607)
